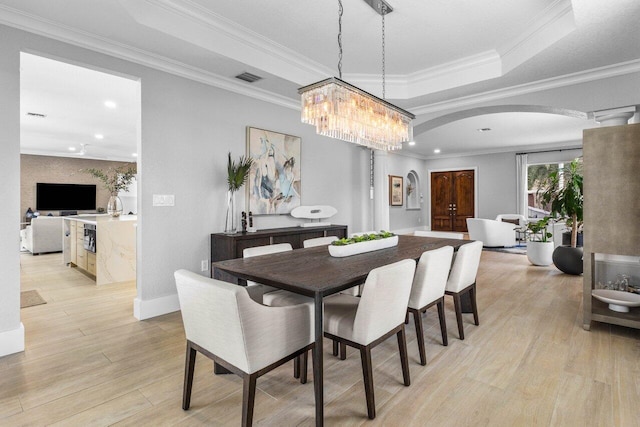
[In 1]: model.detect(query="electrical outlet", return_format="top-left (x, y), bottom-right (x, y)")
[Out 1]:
top-left (201, 260), bottom-right (209, 272)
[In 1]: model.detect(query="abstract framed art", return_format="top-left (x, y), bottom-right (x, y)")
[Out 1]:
top-left (389, 175), bottom-right (403, 206)
top-left (246, 127), bottom-right (301, 215)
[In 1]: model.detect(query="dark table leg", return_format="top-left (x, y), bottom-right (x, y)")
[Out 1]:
top-left (313, 293), bottom-right (324, 426)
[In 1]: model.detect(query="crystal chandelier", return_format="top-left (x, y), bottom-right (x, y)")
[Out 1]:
top-left (298, 0), bottom-right (414, 151)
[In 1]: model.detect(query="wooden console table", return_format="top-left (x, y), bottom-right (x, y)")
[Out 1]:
top-left (211, 224), bottom-right (348, 280)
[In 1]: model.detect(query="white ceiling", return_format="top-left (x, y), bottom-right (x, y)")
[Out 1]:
top-left (4, 0), bottom-right (639, 159)
top-left (20, 53), bottom-right (139, 162)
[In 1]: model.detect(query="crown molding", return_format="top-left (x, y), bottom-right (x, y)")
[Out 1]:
top-left (1, 1), bottom-right (636, 118)
top-left (118, 0), bottom-right (331, 85)
top-left (410, 58), bottom-right (640, 116)
top-left (499, 0), bottom-right (575, 74)
top-left (346, 50), bottom-right (502, 99)
top-left (0, 4), bottom-right (299, 110)
top-left (416, 141), bottom-right (583, 161)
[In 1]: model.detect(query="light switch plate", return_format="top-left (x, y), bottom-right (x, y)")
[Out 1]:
top-left (153, 194), bottom-right (175, 206)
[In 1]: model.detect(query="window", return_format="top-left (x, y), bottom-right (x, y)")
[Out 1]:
top-left (527, 163), bottom-right (562, 218)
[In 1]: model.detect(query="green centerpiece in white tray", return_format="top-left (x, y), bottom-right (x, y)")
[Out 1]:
top-left (328, 231), bottom-right (398, 258)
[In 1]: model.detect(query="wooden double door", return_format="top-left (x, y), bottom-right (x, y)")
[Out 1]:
top-left (431, 170), bottom-right (475, 232)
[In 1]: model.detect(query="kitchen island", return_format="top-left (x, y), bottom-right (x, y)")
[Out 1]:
top-left (62, 215), bottom-right (136, 286)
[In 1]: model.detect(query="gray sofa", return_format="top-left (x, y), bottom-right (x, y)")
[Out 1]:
top-left (20, 216), bottom-right (64, 254)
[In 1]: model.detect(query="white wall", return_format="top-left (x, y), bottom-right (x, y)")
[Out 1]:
top-left (0, 24), bottom-right (373, 331)
top-left (0, 26), bottom-right (23, 356)
top-left (387, 153), bottom-right (427, 231)
top-left (425, 151), bottom-right (516, 225)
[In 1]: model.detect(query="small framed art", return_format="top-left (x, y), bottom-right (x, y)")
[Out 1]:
top-left (389, 175), bottom-right (403, 206)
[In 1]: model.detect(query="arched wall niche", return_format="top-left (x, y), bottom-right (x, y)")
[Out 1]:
top-left (406, 170), bottom-right (420, 210)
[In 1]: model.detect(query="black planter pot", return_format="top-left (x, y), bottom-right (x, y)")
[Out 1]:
top-left (552, 246), bottom-right (584, 275)
top-left (561, 231), bottom-right (583, 247)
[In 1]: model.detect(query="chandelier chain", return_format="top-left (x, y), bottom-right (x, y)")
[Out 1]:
top-left (382, 3), bottom-right (386, 99)
top-left (338, 0), bottom-right (343, 79)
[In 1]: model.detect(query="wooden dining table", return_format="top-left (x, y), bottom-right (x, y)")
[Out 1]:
top-left (211, 234), bottom-right (469, 426)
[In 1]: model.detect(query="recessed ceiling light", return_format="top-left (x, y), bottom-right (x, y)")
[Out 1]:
top-left (132, 153), bottom-right (138, 157)
top-left (477, 127), bottom-right (492, 132)
top-left (68, 147), bottom-right (76, 152)
top-left (434, 149), bottom-right (441, 154)
top-left (94, 134), bottom-right (104, 140)
top-left (104, 100), bottom-right (117, 109)
top-left (408, 141), bottom-right (416, 146)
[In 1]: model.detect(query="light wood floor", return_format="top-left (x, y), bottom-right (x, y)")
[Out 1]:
top-left (3, 251), bottom-right (639, 426)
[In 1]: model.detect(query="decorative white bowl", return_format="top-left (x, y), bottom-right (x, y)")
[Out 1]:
top-left (592, 289), bottom-right (640, 313)
top-left (328, 235), bottom-right (398, 258)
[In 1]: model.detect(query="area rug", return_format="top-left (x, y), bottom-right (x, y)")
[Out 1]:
top-left (20, 290), bottom-right (47, 308)
top-left (483, 245), bottom-right (527, 255)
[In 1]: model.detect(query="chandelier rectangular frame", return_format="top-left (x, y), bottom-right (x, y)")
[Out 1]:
top-left (298, 77), bottom-right (415, 151)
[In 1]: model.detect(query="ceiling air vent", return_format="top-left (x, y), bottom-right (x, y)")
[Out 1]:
top-left (26, 112), bottom-right (47, 118)
top-left (235, 72), bottom-right (263, 83)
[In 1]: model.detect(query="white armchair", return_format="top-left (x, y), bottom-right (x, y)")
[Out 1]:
top-left (466, 218), bottom-right (516, 247)
top-left (174, 269), bottom-right (314, 426)
top-left (20, 216), bottom-right (64, 254)
top-left (495, 214), bottom-right (528, 226)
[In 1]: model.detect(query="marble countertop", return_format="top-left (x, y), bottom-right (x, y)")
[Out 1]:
top-left (63, 215), bottom-right (137, 225)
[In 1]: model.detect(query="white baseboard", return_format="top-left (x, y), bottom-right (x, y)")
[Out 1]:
top-left (0, 323), bottom-right (25, 357)
top-left (133, 294), bottom-right (180, 320)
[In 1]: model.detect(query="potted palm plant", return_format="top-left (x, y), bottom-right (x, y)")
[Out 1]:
top-left (540, 158), bottom-right (583, 274)
top-left (224, 152), bottom-right (253, 234)
top-left (526, 216), bottom-right (554, 266)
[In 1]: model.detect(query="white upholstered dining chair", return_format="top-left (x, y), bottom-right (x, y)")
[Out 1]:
top-left (302, 235), bottom-right (338, 248)
top-left (407, 246), bottom-right (454, 365)
top-left (323, 259), bottom-right (416, 419)
top-left (243, 243), bottom-right (312, 307)
top-left (243, 243), bottom-right (313, 379)
top-left (445, 240), bottom-right (483, 340)
top-left (304, 235), bottom-right (360, 300)
top-left (414, 230), bottom-right (464, 239)
top-left (174, 269), bottom-right (314, 427)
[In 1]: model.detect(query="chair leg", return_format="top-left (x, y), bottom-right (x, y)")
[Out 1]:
top-left (470, 284), bottom-right (480, 325)
top-left (404, 311), bottom-right (409, 325)
top-left (397, 327), bottom-right (411, 386)
top-left (340, 342), bottom-right (347, 360)
top-left (359, 346), bottom-right (376, 419)
top-left (436, 299), bottom-right (448, 346)
top-left (241, 374), bottom-right (257, 427)
top-left (293, 356), bottom-right (300, 379)
top-left (332, 340), bottom-right (339, 357)
top-left (300, 350), bottom-right (308, 384)
top-left (182, 342), bottom-right (197, 410)
top-left (452, 293), bottom-right (465, 340)
top-left (411, 309), bottom-right (427, 366)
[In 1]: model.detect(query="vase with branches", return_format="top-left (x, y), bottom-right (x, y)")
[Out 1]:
top-left (84, 164), bottom-right (136, 217)
top-left (225, 152), bottom-right (253, 234)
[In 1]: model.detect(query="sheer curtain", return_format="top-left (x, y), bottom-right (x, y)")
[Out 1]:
top-left (515, 153), bottom-right (528, 217)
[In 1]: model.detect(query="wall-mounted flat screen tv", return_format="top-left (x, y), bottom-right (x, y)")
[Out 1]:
top-left (36, 183), bottom-right (97, 211)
